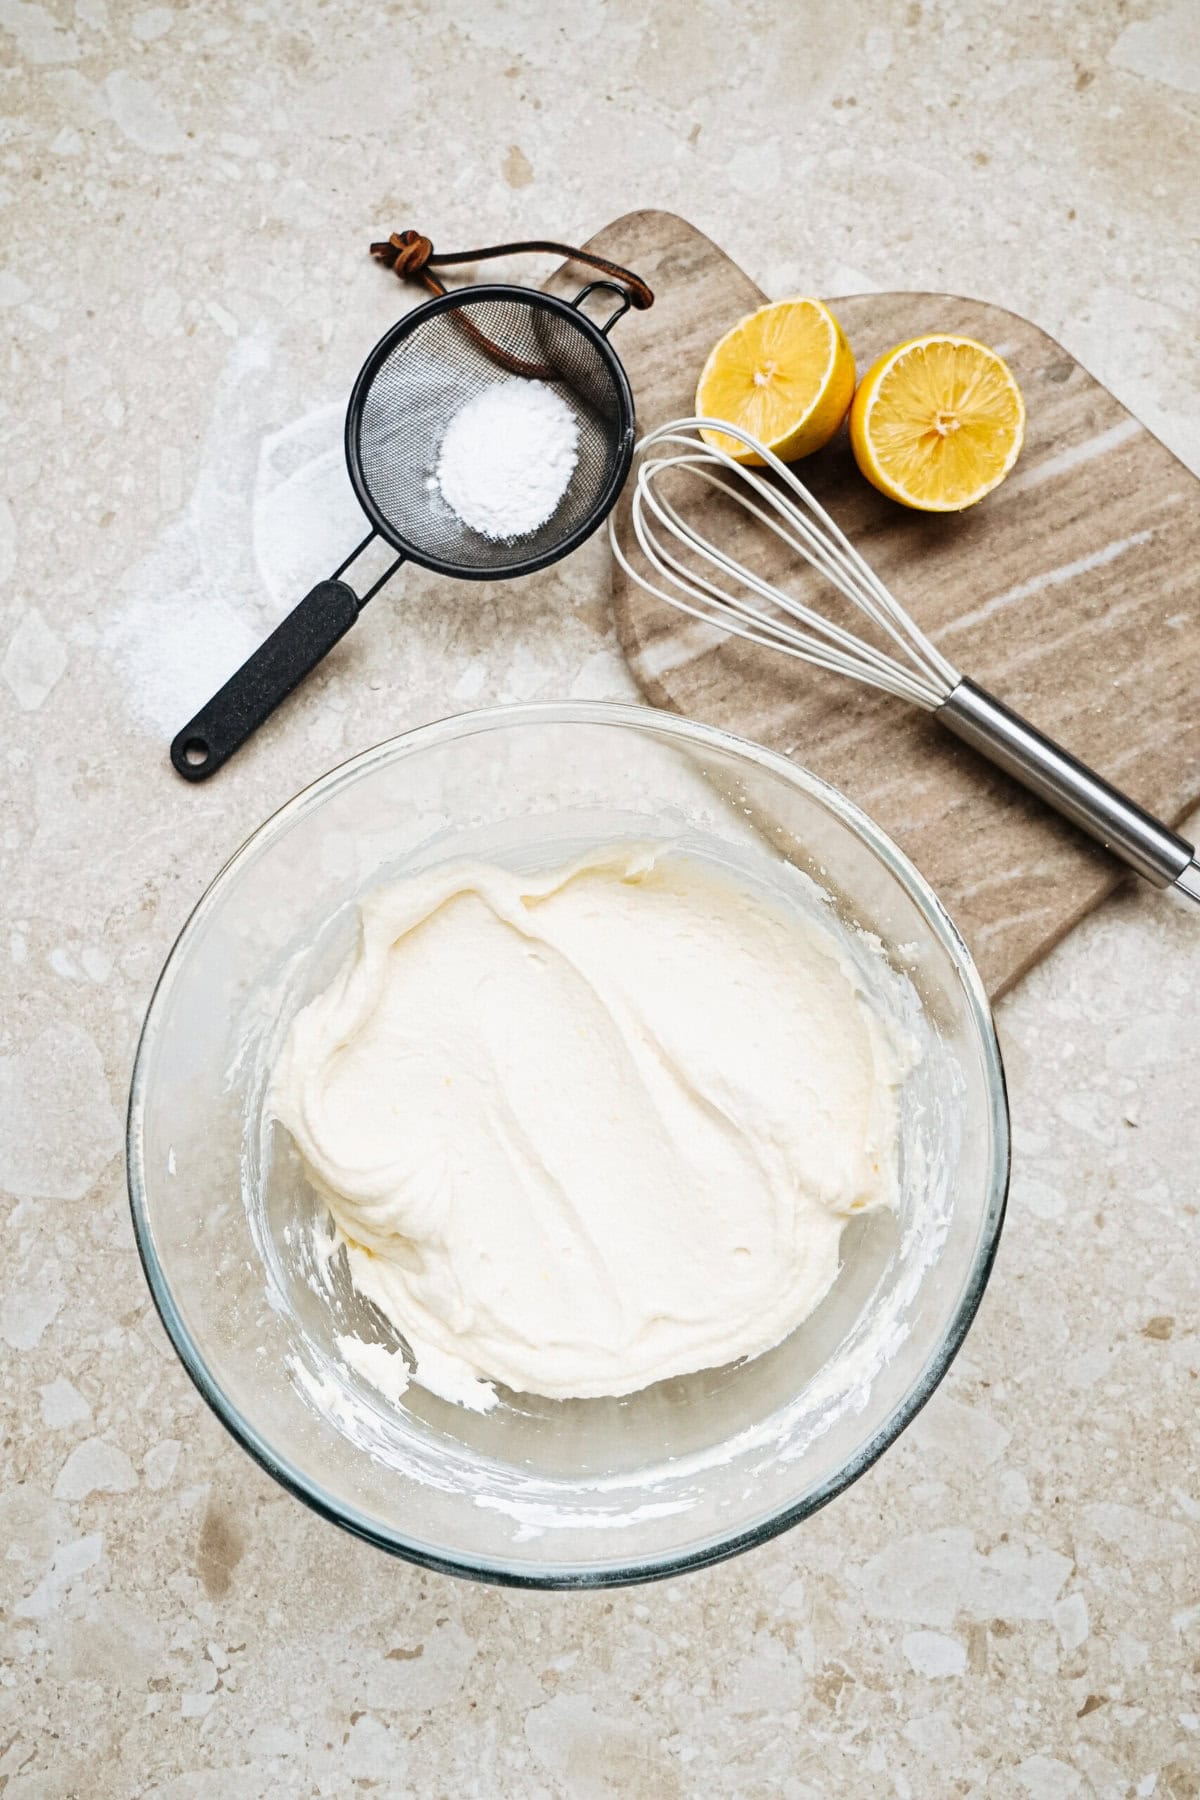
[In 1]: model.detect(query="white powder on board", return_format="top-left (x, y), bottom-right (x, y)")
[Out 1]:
top-left (435, 378), bottom-right (579, 540)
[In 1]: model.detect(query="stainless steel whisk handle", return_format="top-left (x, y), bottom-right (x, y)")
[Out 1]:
top-left (937, 678), bottom-right (1200, 900)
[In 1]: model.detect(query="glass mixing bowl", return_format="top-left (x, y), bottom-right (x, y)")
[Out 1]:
top-left (128, 702), bottom-right (1008, 1587)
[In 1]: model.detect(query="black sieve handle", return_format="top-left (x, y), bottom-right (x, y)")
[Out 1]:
top-left (170, 580), bottom-right (361, 781)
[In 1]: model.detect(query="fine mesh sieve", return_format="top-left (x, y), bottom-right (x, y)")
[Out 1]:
top-left (172, 282), bottom-right (638, 781)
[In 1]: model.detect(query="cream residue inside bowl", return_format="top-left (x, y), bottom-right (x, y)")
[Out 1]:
top-left (268, 843), bottom-right (914, 1411)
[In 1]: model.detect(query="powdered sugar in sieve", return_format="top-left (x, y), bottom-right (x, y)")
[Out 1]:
top-left (435, 378), bottom-right (579, 540)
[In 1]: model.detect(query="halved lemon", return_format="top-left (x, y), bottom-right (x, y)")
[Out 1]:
top-left (849, 334), bottom-right (1025, 510)
top-left (695, 297), bottom-right (856, 465)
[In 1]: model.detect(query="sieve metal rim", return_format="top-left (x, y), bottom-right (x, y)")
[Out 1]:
top-left (343, 282), bottom-right (637, 581)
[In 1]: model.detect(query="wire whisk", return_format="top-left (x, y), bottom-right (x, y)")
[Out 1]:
top-left (611, 417), bottom-right (1199, 902)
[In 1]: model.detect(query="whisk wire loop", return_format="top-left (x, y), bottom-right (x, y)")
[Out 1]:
top-left (629, 484), bottom-right (929, 703)
top-left (632, 457), bottom-right (935, 696)
top-left (610, 417), bottom-right (960, 712)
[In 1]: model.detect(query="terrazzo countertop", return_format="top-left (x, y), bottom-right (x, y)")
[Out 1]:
top-left (2, 2), bottom-right (1198, 1795)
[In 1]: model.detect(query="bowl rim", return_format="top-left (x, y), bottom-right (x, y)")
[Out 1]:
top-left (127, 699), bottom-right (1010, 1589)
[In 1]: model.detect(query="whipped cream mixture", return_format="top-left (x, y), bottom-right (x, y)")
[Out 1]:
top-left (271, 847), bottom-right (910, 1406)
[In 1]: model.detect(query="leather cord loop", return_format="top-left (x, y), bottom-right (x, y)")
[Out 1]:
top-left (369, 229), bottom-right (654, 311)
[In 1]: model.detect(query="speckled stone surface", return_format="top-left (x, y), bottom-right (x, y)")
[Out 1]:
top-left (1, 3), bottom-right (1198, 1797)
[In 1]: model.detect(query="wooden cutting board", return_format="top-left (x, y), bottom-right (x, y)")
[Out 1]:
top-left (571, 211), bottom-right (1200, 997)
